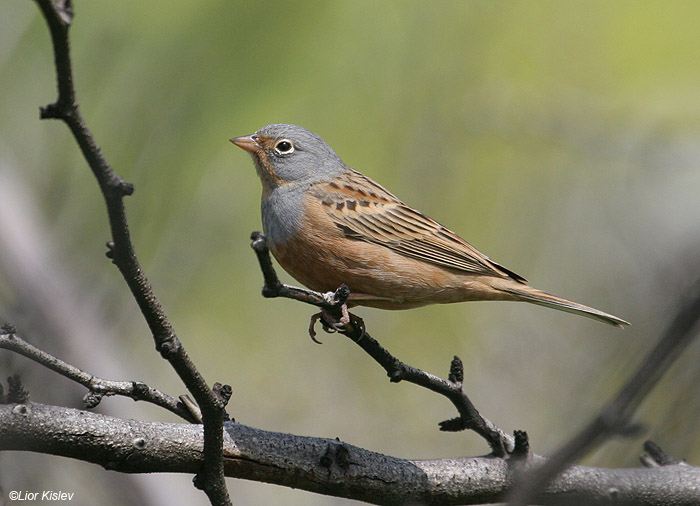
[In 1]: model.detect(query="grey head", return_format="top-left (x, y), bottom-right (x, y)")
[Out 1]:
top-left (230, 124), bottom-right (347, 192)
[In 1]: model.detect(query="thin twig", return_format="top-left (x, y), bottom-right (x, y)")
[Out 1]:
top-left (506, 276), bottom-right (700, 506)
top-left (640, 440), bottom-right (681, 468)
top-left (32, 1), bottom-right (230, 503)
top-left (0, 327), bottom-right (195, 422)
top-left (250, 232), bottom-right (514, 456)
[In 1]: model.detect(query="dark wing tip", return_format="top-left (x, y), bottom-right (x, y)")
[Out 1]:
top-left (490, 260), bottom-right (528, 284)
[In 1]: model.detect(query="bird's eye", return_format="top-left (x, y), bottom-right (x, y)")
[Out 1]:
top-left (274, 139), bottom-right (294, 155)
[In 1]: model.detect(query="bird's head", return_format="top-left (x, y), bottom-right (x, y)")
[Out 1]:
top-left (231, 124), bottom-right (346, 192)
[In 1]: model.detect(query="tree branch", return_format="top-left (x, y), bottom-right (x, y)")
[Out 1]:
top-left (0, 403), bottom-right (698, 505)
top-left (641, 440), bottom-right (680, 468)
top-left (250, 232), bottom-right (515, 456)
top-left (32, 1), bottom-right (229, 503)
top-left (0, 326), bottom-right (195, 421)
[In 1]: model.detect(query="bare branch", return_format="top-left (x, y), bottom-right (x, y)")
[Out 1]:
top-left (0, 328), bottom-right (195, 421)
top-left (32, 1), bottom-right (230, 503)
top-left (250, 232), bottom-right (514, 456)
top-left (1, 403), bottom-right (698, 505)
top-left (641, 441), bottom-right (680, 468)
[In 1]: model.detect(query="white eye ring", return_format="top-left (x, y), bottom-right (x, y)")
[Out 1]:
top-left (274, 139), bottom-right (295, 155)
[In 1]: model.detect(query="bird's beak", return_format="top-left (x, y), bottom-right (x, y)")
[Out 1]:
top-left (229, 134), bottom-right (260, 153)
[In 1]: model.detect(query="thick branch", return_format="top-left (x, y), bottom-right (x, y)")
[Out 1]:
top-left (251, 232), bottom-right (513, 456)
top-left (0, 403), bottom-right (697, 506)
top-left (33, 1), bottom-right (229, 503)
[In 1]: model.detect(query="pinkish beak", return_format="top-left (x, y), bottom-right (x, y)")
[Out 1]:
top-left (229, 135), bottom-right (260, 153)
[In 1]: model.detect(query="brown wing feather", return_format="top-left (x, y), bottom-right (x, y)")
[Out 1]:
top-left (311, 169), bottom-right (527, 283)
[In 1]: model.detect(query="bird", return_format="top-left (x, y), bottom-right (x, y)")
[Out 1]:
top-left (231, 124), bottom-right (628, 328)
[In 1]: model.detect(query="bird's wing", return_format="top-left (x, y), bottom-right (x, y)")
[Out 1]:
top-left (310, 169), bottom-right (526, 282)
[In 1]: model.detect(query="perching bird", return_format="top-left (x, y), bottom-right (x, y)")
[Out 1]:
top-left (231, 124), bottom-right (628, 328)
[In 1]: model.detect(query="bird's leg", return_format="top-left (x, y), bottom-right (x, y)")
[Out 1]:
top-left (338, 303), bottom-right (351, 328)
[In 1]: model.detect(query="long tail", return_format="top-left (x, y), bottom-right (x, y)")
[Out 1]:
top-left (500, 285), bottom-right (629, 328)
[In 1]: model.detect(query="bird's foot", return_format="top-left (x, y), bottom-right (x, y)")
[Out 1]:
top-left (308, 304), bottom-right (351, 344)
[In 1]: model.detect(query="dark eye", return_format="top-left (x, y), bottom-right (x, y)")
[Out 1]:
top-left (274, 139), bottom-right (294, 154)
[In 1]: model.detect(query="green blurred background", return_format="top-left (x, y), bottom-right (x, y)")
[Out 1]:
top-left (2, 1), bottom-right (699, 504)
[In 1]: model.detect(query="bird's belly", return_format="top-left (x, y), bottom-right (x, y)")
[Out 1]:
top-left (269, 228), bottom-right (506, 310)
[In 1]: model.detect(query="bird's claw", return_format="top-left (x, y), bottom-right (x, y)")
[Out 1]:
top-left (308, 312), bottom-right (325, 344)
top-left (308, 304), bottom-right (351, 343)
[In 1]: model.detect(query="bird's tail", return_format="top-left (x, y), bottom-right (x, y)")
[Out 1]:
top-left (500, 284), bottom-right (629, 328)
